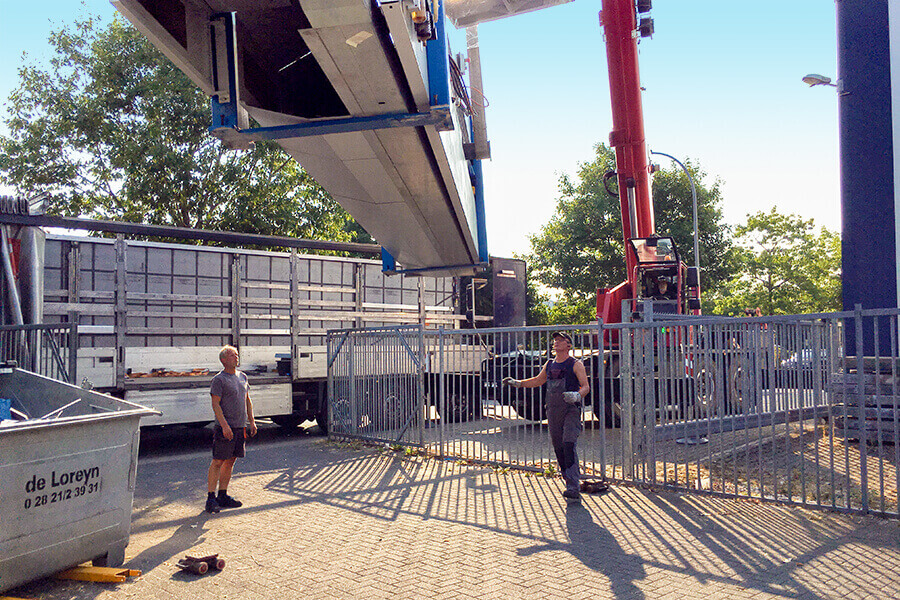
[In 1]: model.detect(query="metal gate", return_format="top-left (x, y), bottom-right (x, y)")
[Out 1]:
top-left (327, 310), bottom-right (900, 518)
top-left (327, 326), bottom-right (424, 446)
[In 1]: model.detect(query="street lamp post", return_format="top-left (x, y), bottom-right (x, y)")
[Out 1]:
top-left (802, 73), bottom-right (837, 88)
top-left (649, 150), bottom-right (700, 273)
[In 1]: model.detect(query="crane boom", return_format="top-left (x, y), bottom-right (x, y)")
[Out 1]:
top-left (603, 0), bottom-right (655, 251)
top-left (597, 0), bottom-right (698, 325)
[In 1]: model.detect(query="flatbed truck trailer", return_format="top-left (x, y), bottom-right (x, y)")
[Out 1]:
top-left (41, 234), bottom-right (460, 430)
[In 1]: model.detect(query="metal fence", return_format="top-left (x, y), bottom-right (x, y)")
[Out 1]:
top-left (0, 323), bottom-right (77, 383)
top-left (326, 308), bottom-right (900, 518)
top-left (327, 325), bottom-right (424, 446)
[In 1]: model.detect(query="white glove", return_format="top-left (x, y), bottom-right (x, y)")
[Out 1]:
top-left (563, 391), bottom-right (581, 405)
top-left (502, 377), bottom-right (521, 388)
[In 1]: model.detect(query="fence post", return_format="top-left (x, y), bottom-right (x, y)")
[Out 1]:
top-left (621, 325), bottom-right (634, 478)
top-left (438, 326), bottom-right (445, 459)
top-left (326, 332), bottom-right (333, 438)
top-left (854, 304), bottom-right (868, 513)
top-left (418, 324), bottom-right (426, 448)
top-left (290, 251), bottom-right (299, 380)
top-left (68, 323), bottom-right (78, 385)
top-left (114, 236), bottom-right (127, 390)
top-left (597, 319), bottom-right (606, 479)
top-left (230, 254), bottom-right (241, 350)
top-left (349, 332), bottom-right (357, 435)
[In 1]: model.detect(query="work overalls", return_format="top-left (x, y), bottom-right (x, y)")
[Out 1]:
top-left (545, 357), bottom-right (582, 495)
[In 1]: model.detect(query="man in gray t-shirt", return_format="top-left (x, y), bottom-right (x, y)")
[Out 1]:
top-left (205, 345), bottom-right (257, 513)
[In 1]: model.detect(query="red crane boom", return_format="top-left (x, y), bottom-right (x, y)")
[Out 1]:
top-left (596, 0), bottom-right (698, 326)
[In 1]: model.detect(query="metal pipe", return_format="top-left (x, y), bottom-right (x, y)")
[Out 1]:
top-left (626, 180), bottom-right (638, 241)
top-left (0, 225), bottom-right (24, 326)
top-left (650, 150), bottom-right (700, 272)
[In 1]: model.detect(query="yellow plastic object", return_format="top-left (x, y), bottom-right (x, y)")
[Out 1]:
top-left (55, 566), bottom-right (141, 583)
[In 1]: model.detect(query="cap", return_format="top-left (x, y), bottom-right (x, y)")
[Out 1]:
top-left (552, 331), bottom-right (572, 344)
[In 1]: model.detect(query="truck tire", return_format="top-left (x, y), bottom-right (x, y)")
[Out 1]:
top-left (272, 413), bottom-right (305, 430)
top-left (602, 377), bottom-right (622, 428)
top-left (516, 397), bottom-right (545, 422)
top-left (445, 392), bottom-right (483, 423)
top-left (315, 408), bottom-right (329, 434)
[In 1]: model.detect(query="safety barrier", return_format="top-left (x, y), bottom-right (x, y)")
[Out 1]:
top-left (0, 323), bottom-right (77, 384)
top-left (326, 308), bottom-right (900, 518)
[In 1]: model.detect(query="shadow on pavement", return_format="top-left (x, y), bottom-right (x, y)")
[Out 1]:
top-left (516, 502), bottom-right (646, 599)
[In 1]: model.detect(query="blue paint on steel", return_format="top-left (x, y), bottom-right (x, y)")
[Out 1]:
top-left (383, 247), bottom-right (486, 276)
top-left (473, 159), bottom-right (489, 262)
top-left (385, 261), bottom-right (489, 276)
top-left (381, 247), bottom-right (397, 273)
top-left (209, 13), bottom-right (239, 132)
top-left (426, 0), bottom-right (450, 107)
top-left (219, 109), bottom-right (453, 142)
top-left (838, 0), bottom-right (895, 354)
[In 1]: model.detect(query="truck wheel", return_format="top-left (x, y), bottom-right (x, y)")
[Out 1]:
top-left (728, 363), bottom-right (745, 414)
top-left (517, 397), bottom-right (545, 422)
top-left (370, 395), bottom-right (403, 431)
top-left (445, 392), bottom-right (483, 423)
top-left (272, 413), bottom-right (305, 430)
top-left (603, 377), bottom-right (622, 428)
top-left (315, 408), bottom-right (329, 434)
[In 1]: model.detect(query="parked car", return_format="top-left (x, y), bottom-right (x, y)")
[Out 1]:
top-left (777, 348), bottom-right (829, 389)
top-left (481, 350), bottom-right (548, 421)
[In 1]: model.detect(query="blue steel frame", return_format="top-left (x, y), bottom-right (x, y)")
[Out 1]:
top-left (382, 0), bottom-right (488, 275)
top-left (207, 8), bottom-right (455, 142)
top-left (210, 13), bottom-right (240, 130)
top-left (205, 6), bottom-right (485, 277)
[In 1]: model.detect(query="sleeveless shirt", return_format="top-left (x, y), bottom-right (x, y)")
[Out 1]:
top-left (547, 357), bottom-right (580, 392)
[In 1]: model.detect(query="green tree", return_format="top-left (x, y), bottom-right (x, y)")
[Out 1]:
top-left (712, 209), bottom-right (841, 315)
top-left (0, 15), bottom-right (368, 246)
top-left (527, 143), bottom-right (738, 319)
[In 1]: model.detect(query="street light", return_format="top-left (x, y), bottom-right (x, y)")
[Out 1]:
top-left (803, 73), bottom-right (846, 96)
top-left (649, 150), bottom-right (700, 274)
top-left (802, 73), bottom-right (839, 89)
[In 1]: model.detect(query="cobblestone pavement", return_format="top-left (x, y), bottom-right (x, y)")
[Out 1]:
top-left (7, 424), bottom-right (900, 600)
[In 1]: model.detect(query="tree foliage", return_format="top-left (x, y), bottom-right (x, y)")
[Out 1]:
top-left (526, 143), bottom-right (738, 318)
top-left (0, 15), bottom-right (369, 246)
top-left (711, 209), bottom-right (841, 315)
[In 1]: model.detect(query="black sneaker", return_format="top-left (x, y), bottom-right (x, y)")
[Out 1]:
top-left (205, 497), bottom-right (221, 513)
top-left (562, 489), bottom-right (581, 502)
top-left (217, 494), bottom-right (242, 509)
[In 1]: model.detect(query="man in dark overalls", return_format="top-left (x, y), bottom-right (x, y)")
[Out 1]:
top-left (503, 332), bottom-right (590, 501)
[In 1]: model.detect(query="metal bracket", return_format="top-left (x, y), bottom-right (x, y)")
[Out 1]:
top-left (209, 12), bottom-right (247, 139)
top-left (210, 107), bottom-right (454, 148)
top-left (382, 260), bottom-right (490, 277)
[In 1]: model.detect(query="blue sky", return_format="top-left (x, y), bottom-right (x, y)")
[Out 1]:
top-left (1, 1), bottom-right (839, 258)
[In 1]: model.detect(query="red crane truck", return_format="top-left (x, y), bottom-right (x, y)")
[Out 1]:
top-left (596, 0), bottom-right (702, 325)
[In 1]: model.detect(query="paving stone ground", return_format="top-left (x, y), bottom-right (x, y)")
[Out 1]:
top-left (7, 424), bottom-right (900, 600)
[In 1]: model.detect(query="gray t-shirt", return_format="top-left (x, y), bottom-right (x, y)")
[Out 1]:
top-left (210, 370), bottom-right (249, 428)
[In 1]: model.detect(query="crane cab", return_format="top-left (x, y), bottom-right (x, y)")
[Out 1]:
top-left (628, 236), bottom-right (687, 317)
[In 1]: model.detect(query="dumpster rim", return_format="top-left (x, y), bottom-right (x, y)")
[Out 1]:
top-left (0, 368), bottom-right (161, 432)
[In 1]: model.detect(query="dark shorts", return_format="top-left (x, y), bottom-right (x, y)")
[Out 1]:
top-left (212, 425), bottom-right (246, 460)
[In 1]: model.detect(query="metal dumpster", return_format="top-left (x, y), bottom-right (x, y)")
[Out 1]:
top-left (0, 365), bottom-right (158, 593)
